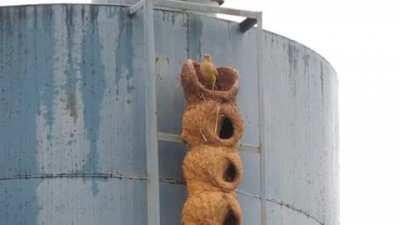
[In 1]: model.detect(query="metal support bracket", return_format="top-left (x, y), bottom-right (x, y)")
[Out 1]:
top-left (154, 0), bottom-right (261, 33)
top-left (151, 2), bottom-right (265, 224)
top-left (239, 17), bottom-right (258, 33)
top-left (142, 1), bottom-right (161, 225)
top-left (128, 0), bottom-right (146, 16)
top-left (0, 1), bottom-right (261, 32)
top-left (254, 11), bottom-right (267, 225)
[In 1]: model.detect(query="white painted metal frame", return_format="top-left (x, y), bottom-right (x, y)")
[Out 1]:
top-left (154, 0), bottom-right (258, 18)
top-left (152, 2), bottom-right (266, 225)
top-left (142, 1), bottom-right (161, 225)
top-left (255, 12), bottom-right (267, 225)
top-left (151, 2), bottom-right (265, 225)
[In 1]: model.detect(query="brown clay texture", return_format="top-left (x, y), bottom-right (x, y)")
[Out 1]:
top-left (182, 192), bottom-right (243, 225)
top-left (183, 145), bottom-right (243, 195)
top-left (180, 59), bottom-right (240, 105)
top-left (180, 58), bottom-right (244, 225)
top-left (181, 100), bottom-right (244, 147)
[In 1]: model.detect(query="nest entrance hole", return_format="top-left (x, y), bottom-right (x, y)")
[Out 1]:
top-left (223, 161), bottom-right (238, 183)
top-left (219, 116), bottom-right (234, 139)
top-left (223, 208), bottom-right (239, 225)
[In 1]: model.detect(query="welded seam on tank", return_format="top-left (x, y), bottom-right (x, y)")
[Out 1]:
top-left (237, 190), bottom-right (325, 225)
top-left (0, 175), bottom-right (187, 184)
top-left (159, 177), bottom-right (184, 185)
top-left (0, 173), bottom-right (147, 181)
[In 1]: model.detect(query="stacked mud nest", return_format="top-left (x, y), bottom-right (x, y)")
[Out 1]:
top-left (180, 59), bottom-right (244, 225)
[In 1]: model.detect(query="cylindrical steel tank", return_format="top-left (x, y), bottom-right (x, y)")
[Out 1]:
top-left (0, 3), bottom-right (338, 225)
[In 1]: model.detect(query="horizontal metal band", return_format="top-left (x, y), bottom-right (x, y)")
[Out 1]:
top-left (158, 131), bottom-right (184, 143)
top-left (155, 180), bottom-right (324, 225)
top-left (0, 173), bottom-right (189, 186)
top-left (0, 0), bottom-right (261, 19)
top-left (0, 173), bottom-right (147, 181)
top-left (237, 190), bottom-right (325, 225)
top-left (159, 176), bottom-right (184, 185)
top-left (0, 1), bottom-right (261, 33)
top-left (158, 132), bottom-right (260, 153)
top-left (154, 0), bottom-right (260, 19)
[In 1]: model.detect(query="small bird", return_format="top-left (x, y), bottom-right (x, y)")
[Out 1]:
top-left (200, 54), bottom-right (219, 92)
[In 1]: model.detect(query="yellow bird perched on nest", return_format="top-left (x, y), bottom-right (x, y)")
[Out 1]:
top-left (200, 54), bottom-right (219, 92)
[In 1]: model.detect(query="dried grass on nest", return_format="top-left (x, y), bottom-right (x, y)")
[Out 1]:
top-left (181, 101), bottom-right (244, 147)
top-left (182, 192), bottom-right (243, 225)
top-left (183, 145), bottom-right (243, 195)
top-left (180, 59), bottom-right (240, 105)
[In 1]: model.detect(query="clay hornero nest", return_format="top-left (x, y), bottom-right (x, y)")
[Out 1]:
top-left (181, 101), bottom-right (244, 147)
top-left (182, 192), bottom-right (242, 225)
top-left (183, 145), bottom-right (243, 195)
top-left (180, 59), bottom-right (240, 105)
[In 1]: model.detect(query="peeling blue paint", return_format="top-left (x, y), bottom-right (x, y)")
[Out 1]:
top-left (37, 7), bottom-right (56, 134)
top-left (64, 6), bottom-right (79, 123)
top-left (186, 14), bottom-right (203, 60)
top-left (80, 7), bottom-right (106, 195)
top-left (0, 7), bottom-right (40, 225)
top-left (116, 10), bottom-right (135, 92)
top-left (0, 5), bottom-right (151, 224)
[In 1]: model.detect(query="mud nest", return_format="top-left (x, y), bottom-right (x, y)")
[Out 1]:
top-left (182, 192), bottom-right (243, 225)
top-left (180, 57), bottom-right (244, 225)
top-left (181, 101), bottom-right (244, 147)
top-left (183, 145), bottom-right (243, 195)
top-left (180, 59), bottom-right (240, 105)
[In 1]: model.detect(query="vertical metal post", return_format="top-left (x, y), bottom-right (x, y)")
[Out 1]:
top-left (255, 12), bottom-right (267, 225)
top-left (143, 0), bottom-right (161, 225)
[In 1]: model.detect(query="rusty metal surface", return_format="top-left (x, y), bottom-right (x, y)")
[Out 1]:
top-left (0, 4), bottom-right (338, 225)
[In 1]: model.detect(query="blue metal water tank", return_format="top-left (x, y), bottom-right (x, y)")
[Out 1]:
top-left (0, 3), bottom-right (338, 225)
